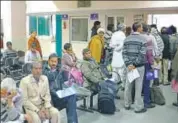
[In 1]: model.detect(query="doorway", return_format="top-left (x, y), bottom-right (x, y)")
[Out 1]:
top-left (147, 14), bottom-right (178, 32)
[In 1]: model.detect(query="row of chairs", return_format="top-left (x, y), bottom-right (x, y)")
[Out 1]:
top-left (0, 56), bottom-right (121, 114)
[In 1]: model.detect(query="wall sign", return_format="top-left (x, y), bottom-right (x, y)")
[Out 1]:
top-left (133, 14), bottom-right (144, 23)
top-left (62, 14), bottom-right (68, 20)
top-left (90, 13), bottom-right (98, 20)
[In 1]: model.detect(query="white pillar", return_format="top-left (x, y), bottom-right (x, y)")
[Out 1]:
top-left (11, 1), bottom-right (27, 51)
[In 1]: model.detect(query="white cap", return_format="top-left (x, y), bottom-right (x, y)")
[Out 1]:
top-left (1, 78), bottom-right (16, 91)
top-left (97, 28), bottom-right (105, 34)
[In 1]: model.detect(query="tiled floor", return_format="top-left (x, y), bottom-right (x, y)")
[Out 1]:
top-left (61, 85), bottom-right (178, 123)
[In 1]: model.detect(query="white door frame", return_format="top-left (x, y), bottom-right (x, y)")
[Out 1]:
top-left (69, 16), bottom-right (89, 43)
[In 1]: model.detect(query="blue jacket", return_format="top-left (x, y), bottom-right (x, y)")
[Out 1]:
top-left (42, 63), bottom-right (66, 93)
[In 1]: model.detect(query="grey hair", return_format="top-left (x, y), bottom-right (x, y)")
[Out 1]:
top-left (117, 23), bottom-right (126, 31)
top-left (31, 61), bottom-right (42, 69)
top-left (1, 78), bottom-right (16, 90)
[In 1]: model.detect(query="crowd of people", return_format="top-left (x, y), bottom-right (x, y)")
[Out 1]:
top-left (1, 21), bottom-right (178, 123)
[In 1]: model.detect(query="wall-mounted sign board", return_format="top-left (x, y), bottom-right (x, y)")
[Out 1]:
top-left (62, 14), bottom-right (68, 20)
top-left (90, 13), bottom-right (98, 20)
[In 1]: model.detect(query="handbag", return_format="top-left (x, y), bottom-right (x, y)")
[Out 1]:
top-left (171, 79), bottom-right (178, 93)
top-left (70, 67), bottom-right (84, 86)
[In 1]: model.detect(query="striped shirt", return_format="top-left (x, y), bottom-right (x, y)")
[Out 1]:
top-left (122, 32), bottom-right (147, 67)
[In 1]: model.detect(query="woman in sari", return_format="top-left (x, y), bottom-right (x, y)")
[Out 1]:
top-left (27, 31), bottom-right (42, 58)
top-left (88, 28), bottom-right (105, 64)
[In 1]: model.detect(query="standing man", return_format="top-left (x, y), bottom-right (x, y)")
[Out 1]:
top-left (141, 23), bottom-right (155, 108)
top-left (20, 62), bottom-right (60, 123)
top-left (169, 25), bottom-right (178, 60)
top-left (28, 31), bottom-right (42, 58)
top-left (91, 21), bottom-right (101, 38)
top-left (160, 27), bottom-right (170, 85)
top-left (110, 23), bottom-right (127, 90)
top-left (150, 24), bottom-right (164, 84)
top-left (122, 22), bottom-right (147, 113)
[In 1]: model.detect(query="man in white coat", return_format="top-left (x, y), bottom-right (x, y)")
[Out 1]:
top-left (110, 23), bottom-right (127, 90)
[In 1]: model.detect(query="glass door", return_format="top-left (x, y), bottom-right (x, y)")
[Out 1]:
top-left (70, 17), bottom-right (89, 42)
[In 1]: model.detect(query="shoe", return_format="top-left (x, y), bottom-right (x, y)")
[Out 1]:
top-left (125, 106), bottom-right (131, 110)
top-left (172, 102), bottom-right (178, 107)
top-left (163, 83), bottom-right (170, 86)
top-left (115, 108), bottom-right (120, 112)
top-left (115, 95), bottom-right (120, 100)
top-left (145, 103), bottom-right (156, 109)
top-left (135, 108), bottom-right (147, 113)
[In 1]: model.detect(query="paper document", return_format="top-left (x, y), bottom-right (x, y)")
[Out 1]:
top-left (56, 87), bottom-right (76, 98)
top-left (168, 60), bottom-right (171, 70)
top-left (127, 68), bottom-right (140, 83)
top-left (154, 69), bottom-right (159, 79)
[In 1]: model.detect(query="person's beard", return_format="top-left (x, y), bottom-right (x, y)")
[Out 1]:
top-left (33, 75), bottom-right (41, 82)
top-left (84, 57), bottom-right (91, 61)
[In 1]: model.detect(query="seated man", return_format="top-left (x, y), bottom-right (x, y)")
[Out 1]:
top-left (20, 62), bottom-right (60, 123)
top-left (3, 41), bottom-right (17, 58)
top-left (43, 53), bottom-right (78, 123)
top-left (2, 42), bottom-right (17, 65)
top-left (1, 78), bottom-right (32, 123)
top-left (24, 42), bottom-right (42, 63)
top-left (81, 48), bottom-right (106, 92)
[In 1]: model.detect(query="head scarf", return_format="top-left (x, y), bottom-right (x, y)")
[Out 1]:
top-left (97, 28), bottom-right (105, 34)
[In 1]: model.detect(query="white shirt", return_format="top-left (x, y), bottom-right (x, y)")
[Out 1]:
top-left (25, 50), bottom-right (41, 63)
top-left (110, 31), bottom-right (126, 68)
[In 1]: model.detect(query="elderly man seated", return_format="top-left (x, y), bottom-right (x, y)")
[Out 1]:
top-left (20, 62), bottom-right (60, 123)
top-left (80, 48), bottom-right (106, 92)
top-left (1, 78), bottom-right (32, 123)
top-left (43, 53), bottom-right (78, 123)
top-left (24, 42), bottom-right (42, 63)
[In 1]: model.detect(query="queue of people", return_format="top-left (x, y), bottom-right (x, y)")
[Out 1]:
top-left (1, 21), bottom-right (178, 123)
top-left (88, 21), bottom-right (178, 113)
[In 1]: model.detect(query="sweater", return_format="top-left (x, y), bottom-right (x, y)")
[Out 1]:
top-left (141, 33), bottom-right (154, 65)
top-left (122, 32), bottom-right (147, 67)
top-left (151, 28), bottom-right (164, 58)
top-left (169, 34), bottom-right (178, 60)
top-left (160, 34), bottom-right (170, 59)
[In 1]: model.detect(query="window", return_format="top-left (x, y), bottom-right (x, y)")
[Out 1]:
top-left (28, 15), bottom-right (51, 36)
top-left (108, 17), bottom-right (114, 25)
top-left (29, 16), bottom-right (37, 34)
top-left (106, 16), bottom-right (125, 31)
top-left (38, 16), bottom-right (50, 36)
top-left (117, 17), bottom-right (124, 24)
top-left (70, 17), bottom-right (88, 42)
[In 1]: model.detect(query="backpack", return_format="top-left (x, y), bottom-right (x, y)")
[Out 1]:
top-left (98, 80), bottom-right (116, 114)
top-left (150, 86), bottom-right (166, 105)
